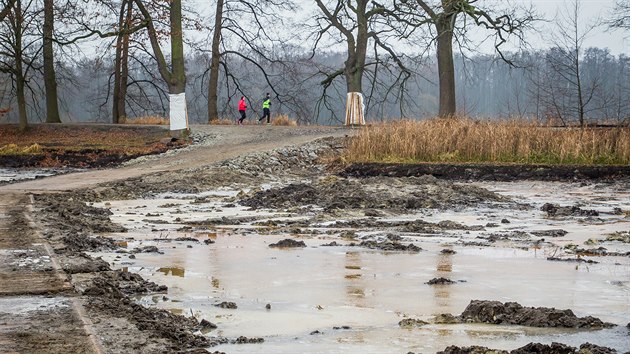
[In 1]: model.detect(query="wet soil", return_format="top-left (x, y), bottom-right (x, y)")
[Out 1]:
top-left (341, 162), bottom-right (630, 182)
top-left (3, 126), bottom-right (629, 353)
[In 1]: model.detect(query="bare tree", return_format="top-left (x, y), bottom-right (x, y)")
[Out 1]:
top-left (540, 0), bottom-right (599, 127)
top-left (389, 0), bottom-right (535, 117)
top-left (205, 0), bottom-right (296, 123)
top-left (610, 0), bottom-right (630, 29)
top-left (0, 0), bottom-right (16, 22)
top-left (0, 0), bottom-right (41, 131)
top-left (310, 0), bottom-right (412, 123)
top-left (133, 0), bottom-right (188, 131)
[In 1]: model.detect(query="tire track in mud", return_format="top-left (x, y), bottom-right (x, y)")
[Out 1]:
top-left (0, 125), bottom-right (353, 353)
top-left (0, 192), bottom-right (100, 353)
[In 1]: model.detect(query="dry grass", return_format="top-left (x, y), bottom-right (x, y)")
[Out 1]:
top-left (344, 117), bottom-right (630, 165)
top-left (121, 116), bottom-right (169, 125)
top-left (0, 143), bottom-right (42, 155)
top-left (271, 115), bottom-right (298, 126)
top-left (209, 118), bottom-right (237, 125)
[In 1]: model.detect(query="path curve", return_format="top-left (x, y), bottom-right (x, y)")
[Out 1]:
top-left (0, 125), bottom-right (353, 193)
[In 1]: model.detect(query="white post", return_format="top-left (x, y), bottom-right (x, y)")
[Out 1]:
top-left (345, 92), bottom-right (365, 126)
top-left (169, 92), bottom-right (189, 131)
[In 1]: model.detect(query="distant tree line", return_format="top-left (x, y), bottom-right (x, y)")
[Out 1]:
top-left (0, 0), bottom-right (628, 130)
top-left (1, 46), bottom-right (628, 125)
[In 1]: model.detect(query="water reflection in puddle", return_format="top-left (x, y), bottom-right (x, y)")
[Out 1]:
top-left (91, 182), bottom-right (630, 353)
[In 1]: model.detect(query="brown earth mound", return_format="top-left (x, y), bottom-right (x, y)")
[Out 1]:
top-left (458, 300), bottom-right (615, 328)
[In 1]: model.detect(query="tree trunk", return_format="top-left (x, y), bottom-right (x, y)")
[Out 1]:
top-left (169, 0), bottom-right (186, 94)
top-left (207, 0), bottom-right (223, 123)
top-left (15, 0), bottom-right (27, 131)
top-left (43, 0), bottom-right (61, 123)
top-left (436, 18), bottom-right (456, 117)
top-left (344, 0), bottom-right (368, 94)
top-left (113, 0), bottom-right (131, 124)
top-left (343, 0), bottom-right (368, 125)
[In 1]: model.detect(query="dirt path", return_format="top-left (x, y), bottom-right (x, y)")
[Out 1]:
top-left (0, 125), bottom-right (352, 192)
top-left (0, 124), bottom-right (352, 353)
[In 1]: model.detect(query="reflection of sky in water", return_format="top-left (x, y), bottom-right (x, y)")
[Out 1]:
top-left (91, 181), bottom-right (630, 353)
top-left (0, 168), bottom-right (67, 182)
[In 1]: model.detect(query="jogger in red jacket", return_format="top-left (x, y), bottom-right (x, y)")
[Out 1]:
top-left (238, 96), bottom-right (247, 125)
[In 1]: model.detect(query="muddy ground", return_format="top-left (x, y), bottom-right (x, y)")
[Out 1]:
top-left (0, 124), bottom-right (185, 168)
top-left (1, 126), bottom-right (629, 353)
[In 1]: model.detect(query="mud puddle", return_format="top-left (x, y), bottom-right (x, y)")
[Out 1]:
top-left (90, 181), bottom-right (630, 353)
top-left (0, 167), bottom-right (77, 184)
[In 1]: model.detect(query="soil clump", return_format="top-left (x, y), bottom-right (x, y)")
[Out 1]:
top-left (454, 300), bottom-right (615, 328)
top-left (435, 342), bottom-right (618, 354)
top-left (269, 239), bottom-right (307, 248)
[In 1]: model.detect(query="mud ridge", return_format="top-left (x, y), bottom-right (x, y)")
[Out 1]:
top-left (341, 162), bottom-right (630, 182)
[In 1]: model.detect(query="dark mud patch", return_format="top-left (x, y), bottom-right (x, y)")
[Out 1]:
top-left (456, 300), bottom-right (615, 328)
top-left (214, 301), bottom-right (238, 309)
top-left (61, 253), bottom-right (111, 274)
top-left (399, 318), bottom-right (429, 328)
top-left (269, 239), bottom-right (307, 248)
top-left (82, 273), bottom-right (214, 350)
top-left (36, 194), bottom-right (125, 235)
top-left (240, 175), bottom-right (511, 212)
top-left (605, 231), bottom-right (630, 244)
top-left (531, 229), bottom-right (569, 238)
top-left (342, 162), bottom-right (630, 182)
top-left (541, 203), bottom-right (600, 217)
top-left (564, 244), bottom-right (630, 257)
top-left (547, 256), bottom-right (599, 264)
top-left (426, 277), bottom-right (457, 285)
top-left (320, 218), bottom-right (485, 234)
top-left (232, 336), bottom-right (264, 344)
top-left (351, 240), bottom-right (422, 252)
top-left (436, 342), bottom-right (617, 354)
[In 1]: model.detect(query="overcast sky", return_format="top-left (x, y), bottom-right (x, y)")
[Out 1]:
top-left (523, 0), bottom-right (628, 54)
top-left (173, 0), bottom-right (629, 56)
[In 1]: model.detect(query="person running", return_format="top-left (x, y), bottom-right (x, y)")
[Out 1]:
top-left (237, 96), bottom-right (247, 125)
top-left (258, 93), bottom-right (271, 125)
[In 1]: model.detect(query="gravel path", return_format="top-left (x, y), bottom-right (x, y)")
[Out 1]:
top-left (0, 125), bottom-right (353, 192)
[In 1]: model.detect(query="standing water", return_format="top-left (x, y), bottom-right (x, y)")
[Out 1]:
top-left (92, 181), bottom-right (630, 353)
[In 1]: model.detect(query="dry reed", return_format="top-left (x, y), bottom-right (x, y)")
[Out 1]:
top-left (0, 143), bottom-right (42, 155)
top-left (271, 114), bottom-right (298, 126)
top-left (345, 118), bottom-right (630, 165)
top-left (121, 116), bottom-right (169, 125)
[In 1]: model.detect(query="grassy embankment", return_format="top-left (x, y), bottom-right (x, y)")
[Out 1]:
top-left (0, 124), bottom-right (178, 167)
top-left (344, 118), bottom-right (630, 165)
